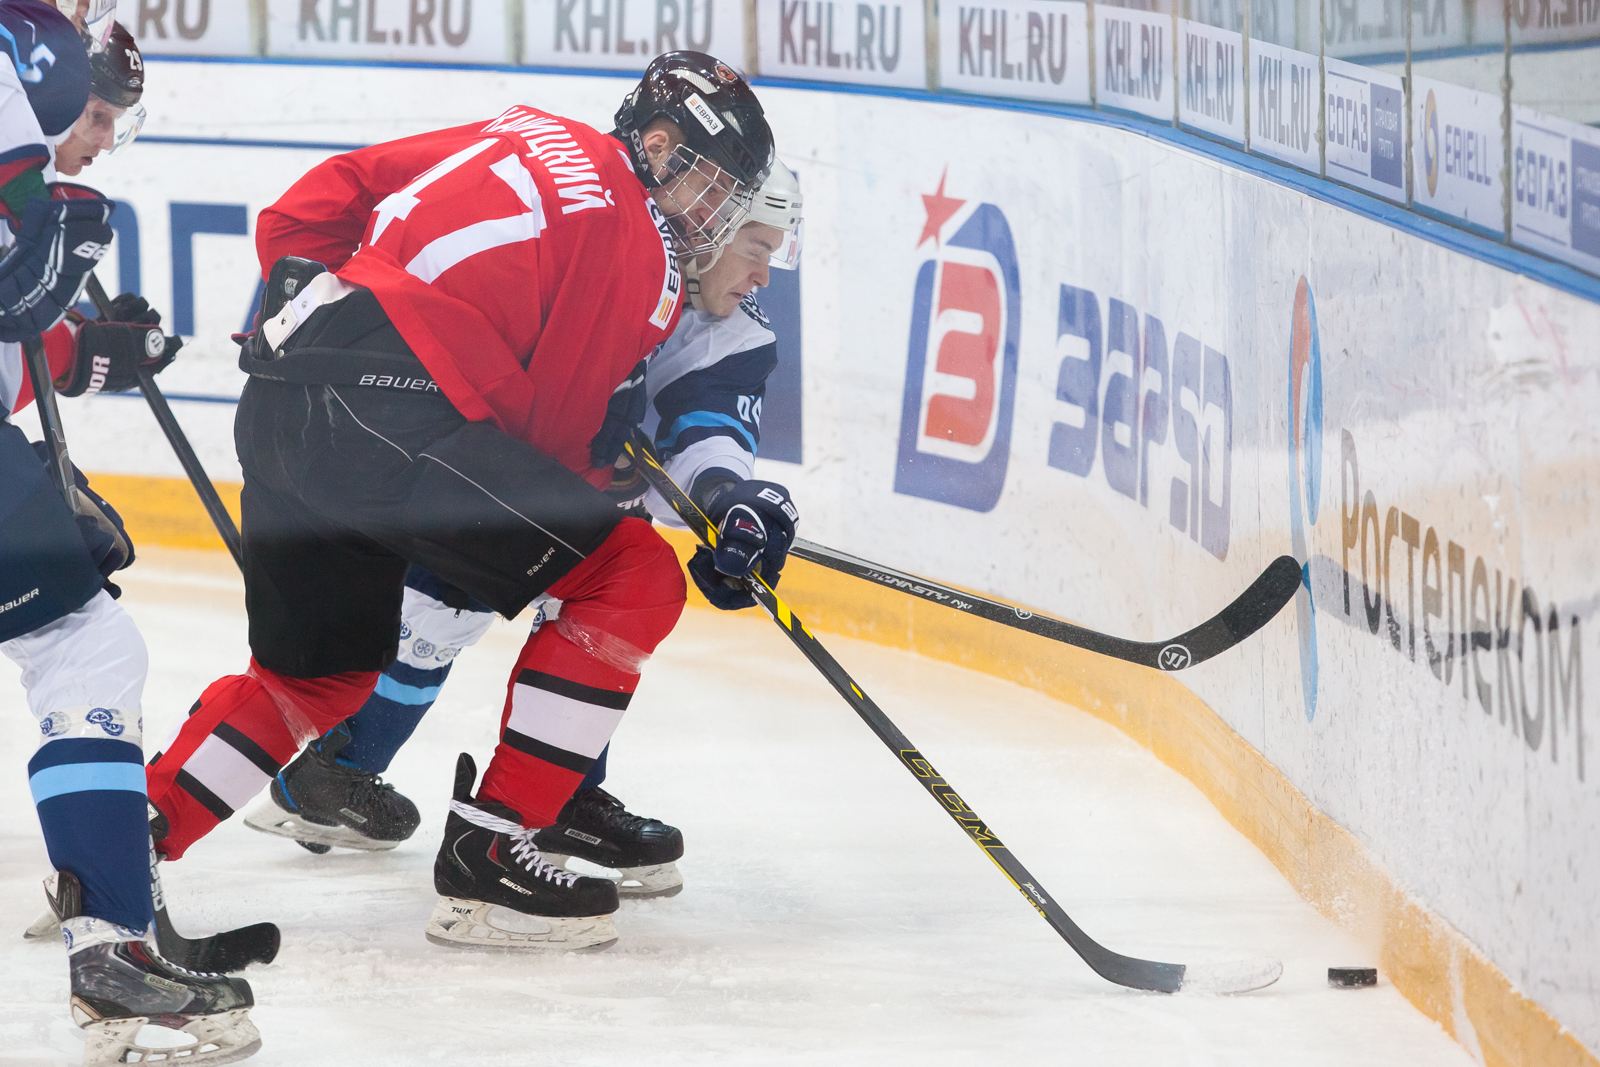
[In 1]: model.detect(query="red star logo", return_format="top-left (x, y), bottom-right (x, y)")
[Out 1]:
top-left (918, 167), bottom-right (965, 248)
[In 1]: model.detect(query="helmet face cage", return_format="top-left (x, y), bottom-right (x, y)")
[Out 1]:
top-left (651, 144), bottom-right (754, 257)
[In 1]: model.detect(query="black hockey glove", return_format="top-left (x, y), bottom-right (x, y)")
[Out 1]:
top-left (30, 442), bottom-right (135, 583)
top-left (0, 194), bottom-right (114, 343)
top-left (687, 475), bottom-right (798, 611)
top-left (588, 358), bottom-right (650, 470)
top-left (56, 313), bottom-right (181, 397)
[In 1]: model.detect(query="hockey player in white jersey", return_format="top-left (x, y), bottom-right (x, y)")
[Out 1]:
top-left (1, 5), bottom-right (259, 1063)
top-left (244, 164), bottom-right (806, 909)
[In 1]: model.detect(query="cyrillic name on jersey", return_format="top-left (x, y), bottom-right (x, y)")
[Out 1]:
top-left (484, 106), bottom-right (608, 215)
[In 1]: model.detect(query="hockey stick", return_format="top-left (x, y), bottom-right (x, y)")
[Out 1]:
top-left (623, 431), bottom-right (1281, 994)
top-left (24, 861), bottom-right (281, 972)
top-left (788, 540), bottom-right (1303, 672)
top-left (85, 277), bottom-right (244, 569)
top-left (149, 858), bottom-right (280, 973)
top-left (23, 334), bottom-right (83, 509)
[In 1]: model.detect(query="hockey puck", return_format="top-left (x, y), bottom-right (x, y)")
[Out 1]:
top-left (1328, 967), bottom-right (1377, 988)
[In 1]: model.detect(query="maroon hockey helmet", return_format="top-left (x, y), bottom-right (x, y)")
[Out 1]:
top-left (615, 52), bottom-right (774, 191)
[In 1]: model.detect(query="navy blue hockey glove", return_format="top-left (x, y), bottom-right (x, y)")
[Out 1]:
top-left (30, 442), bottom-right (135, 582)
top-left (589, 359), bottom-right (650, 470)
top-left (687, 477), bottom-right (799, 610)
top-left (56, 314), bottom-right (181, 396)
top-left (0, 195), bottom-right (114, 343)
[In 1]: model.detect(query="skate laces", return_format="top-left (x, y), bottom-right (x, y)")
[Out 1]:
top-left (578, 788), bottom-right (649, 833)
top-left (449, 800), bottom-right (579, 887)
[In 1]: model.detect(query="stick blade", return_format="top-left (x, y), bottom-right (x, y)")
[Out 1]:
top-left (1177, 957), bottom-right (1284, 994)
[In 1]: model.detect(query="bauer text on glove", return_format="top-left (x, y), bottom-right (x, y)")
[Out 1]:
top-left (0, 196), bottom-right (114, 343)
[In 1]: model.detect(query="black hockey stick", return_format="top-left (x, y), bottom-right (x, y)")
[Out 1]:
top-left (86, 276), bottom-right (244, 569)
top-left (26, 854), bottom-right (281, 972)
top-left (150, 858), bottom-right (280, 973)
top-left (23, 334), bottom-right (83, 508)
top-left (788, 540), bottom-right (1302, 672)
top-left (22, 332), bottom-right (133, 562)
top-left (624, 431), bottom-right (1280, 994)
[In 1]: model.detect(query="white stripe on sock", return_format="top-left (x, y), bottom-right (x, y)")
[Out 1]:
top-left (505, 683), bottom-right (625, 759)
top-left (183, 734), bottom-right (273, 813)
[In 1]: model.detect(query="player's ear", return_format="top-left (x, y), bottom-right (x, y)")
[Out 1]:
top-left (640, 119), bottom-right (682, 174)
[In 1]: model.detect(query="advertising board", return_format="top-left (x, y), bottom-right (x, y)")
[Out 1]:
top-left (1323, 57), bottom-right (1405, 202)
top-left (117, 0), bottom-right (255, 55)
top-left (754, 0), bottom-right (929, 88)
top-left (1178, 18), bottom-right (1244, 143)
top-left (937, 0), bottom-right (1090, 105)
top-left (1411, 76), bottom-right (1504, 234)
top-left (264, 0), bottom-right (511, 63)
top-left (1096, 5), bottom-right (1172, 120)
top-left (522, 0), bottom-right (747, 71)
top-left (1248, 37), bottom-right (1319, 172)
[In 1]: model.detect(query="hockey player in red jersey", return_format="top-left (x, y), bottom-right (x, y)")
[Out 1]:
top-left (144, 52), bottom-right (775, 950)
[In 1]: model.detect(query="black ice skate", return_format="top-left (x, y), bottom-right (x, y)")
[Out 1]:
top-left (534, 787), bottom-right (685, 898)
top-left (428, 753), bottom-right (620, 951)
top-left (243, 729), bottom-right (420, 853)
top-left (56, 874), bottom-right (260, 1067)
top-left (26, 816), bottom-right (280, 975)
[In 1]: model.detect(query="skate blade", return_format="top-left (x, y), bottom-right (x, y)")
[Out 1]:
top-left (242, 798), bottom-right (400, 852)
top-left (80, 1007), bottom-right (261, 1067)
top-left (424, 896), bottom-right (618, 951)
top-left (543, 854), bottom-right (684, 899)
top-left (23, 907), bottom-right (58, 940)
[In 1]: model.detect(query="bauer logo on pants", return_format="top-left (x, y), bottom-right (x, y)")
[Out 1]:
top-left (894, 171), bottom-right (1020, 512)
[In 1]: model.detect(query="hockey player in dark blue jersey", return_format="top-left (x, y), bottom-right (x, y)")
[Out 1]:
top-left (244, 164), bottom-right (806, 906)
top-left (1, 9), bottom-right (258, 1063)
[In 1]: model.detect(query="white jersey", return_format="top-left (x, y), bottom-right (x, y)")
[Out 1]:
top-left (641, 295), bottom-right (779, 524)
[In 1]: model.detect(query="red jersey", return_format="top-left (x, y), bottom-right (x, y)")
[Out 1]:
top-left (255, 106), bottom-right (682, 484)
top-left (7, 322), bottom-right (80, 415)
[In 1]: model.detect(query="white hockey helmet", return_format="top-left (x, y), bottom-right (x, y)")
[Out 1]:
top-left (56, 0), bottom-right (116, 51)
top-left (681, 161), bottom-right (804, 311)
top-left (744, 162), bottom-right (803, 270)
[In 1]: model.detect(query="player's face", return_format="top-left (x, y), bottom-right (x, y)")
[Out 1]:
top-left (651, 146), bottom-right (751, 256)
top-left (54, 96), bottom-right (124, 176)
top-left (696, 222), bottom-right (784, 317)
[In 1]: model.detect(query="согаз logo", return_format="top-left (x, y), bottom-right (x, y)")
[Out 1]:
top-left (894, 169), bottom-right (1021, 512)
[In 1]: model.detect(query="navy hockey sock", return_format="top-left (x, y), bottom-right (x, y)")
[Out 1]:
top-left (338, 660), bottom-right (453, 774)
top-left (29, 735), bottom-right (152, 931)
top-left (579, 745), bottom-right (608, 790)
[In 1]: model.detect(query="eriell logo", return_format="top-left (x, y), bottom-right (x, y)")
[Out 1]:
top-left (893, 168), bottom-right (1020, 513)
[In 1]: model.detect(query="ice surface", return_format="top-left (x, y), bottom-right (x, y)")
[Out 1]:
top-left (0, 550), bottom-right (1476, 1065)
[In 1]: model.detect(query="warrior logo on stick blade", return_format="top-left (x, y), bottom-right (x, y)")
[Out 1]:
top-left (1158, 644), bottom-right (1192, 670)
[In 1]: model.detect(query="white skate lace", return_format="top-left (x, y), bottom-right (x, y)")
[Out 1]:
top-left (449, 800), bottom-right (579, 888)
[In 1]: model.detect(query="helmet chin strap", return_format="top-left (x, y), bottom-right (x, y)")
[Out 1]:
top-left (680, 246), bottom-right (725, 313)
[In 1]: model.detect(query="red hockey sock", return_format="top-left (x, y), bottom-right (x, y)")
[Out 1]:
top-left (146, 660), bottom-right (379, 859)
top-left (479, 518), bottom-right (686, 827)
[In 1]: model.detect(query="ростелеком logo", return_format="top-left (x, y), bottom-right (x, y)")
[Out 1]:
top-left (1287, 276), bottom-right (1322, 721)
top-left (894, 169), bottom-right (1021, 512)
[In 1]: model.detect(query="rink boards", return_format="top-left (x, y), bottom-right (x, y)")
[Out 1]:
top-left (57, 59), bottom-right (1600, 1066)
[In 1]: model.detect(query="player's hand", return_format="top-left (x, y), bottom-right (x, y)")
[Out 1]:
top-left (30, 443), bottom-right (135, 579)
top-left (56, 317), bottom-right (180, 396)
top-left (0, 196), bottom-right (113, 343)
top-left (588, 358), bottom-right (649, 469)
top-left (688, 478), bottom-right (799, 610)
